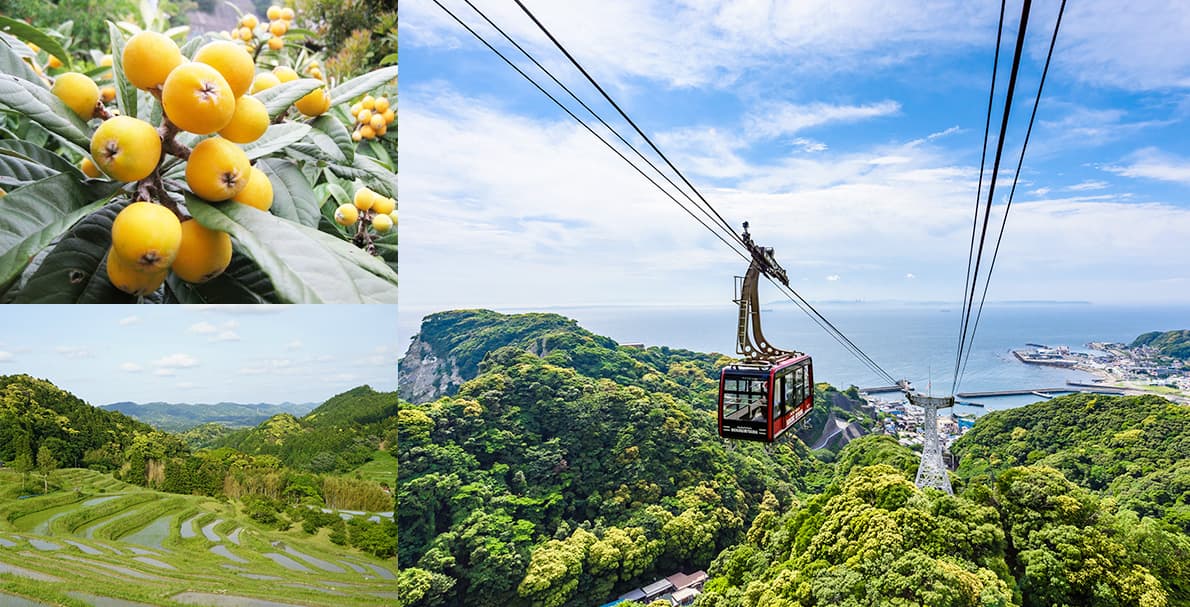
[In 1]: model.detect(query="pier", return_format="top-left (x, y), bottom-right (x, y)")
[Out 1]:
top-left (956, 385), bottom-right (1124, 398)
top-left (858, 385), bottom-right (904, 394)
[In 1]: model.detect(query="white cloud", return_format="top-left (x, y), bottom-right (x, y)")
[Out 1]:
top-left (1105, 148), bottom-right (1190, 185)
top-left (120, 362), bottom-right (142, 372)
top-left (1051, 0), bottom-right (1190, 90)
top-left (188, 321), bottom-right (218, 335)
top-left (55, 346), bottom-right (92, 359)
top-left (189, 320), bottom-right (240, 342)
top-left (1030, 187), bottom-right (1051, 196)
top-left (212, 330), bottom-right (241, 342)
top-left (1067, 180), bottom-right (1108, 191)
top-left (287, 340), bottom-right (304, 351)
top-left (0, 351), bottom-right (12, 363)
top-left (155, 353), bottom-right (199, 368)
top-left (746, 101), bottom-right (901, 140)
top-left (826, 275), bottom-right (841, 282)
top-left (905, 273), bottom-right (916, 279)
top-left (118, 316), bottom-right (140, 326)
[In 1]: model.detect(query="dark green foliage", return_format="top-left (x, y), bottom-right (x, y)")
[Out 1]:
top-left (1131, 329), bottom-right (1190, 360)
top-left (215, 385), bottom-right (396, 473)
top-left (101, 400), bottom-right (317, 432)
top-left (0, 374), bottom-right (154, 469)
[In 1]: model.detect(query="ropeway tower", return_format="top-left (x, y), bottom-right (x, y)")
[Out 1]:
top-left (901, 383), bottom-right (953, 494)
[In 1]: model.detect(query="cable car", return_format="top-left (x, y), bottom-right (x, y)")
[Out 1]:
top-left (717, 223), bottom-right (814, 443)
top-left (718, 355), bottom-right (814, 442)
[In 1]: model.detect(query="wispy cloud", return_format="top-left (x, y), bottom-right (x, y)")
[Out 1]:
top-left (1105, 148), bottom-right (1190, 185)
top-left (155, 353), bottom-right (199, 369)
top-left (746, 101), bottom-right (901, 140)
top-left (826, 274), bottom-right (841, 281)
top-left (1067, 180), bottom-right (1109, 191)
top-left (120, 362), bottom-right (142, 372)
top-left (287, 340), bottom-right (304, 351)
top-left (55, 346), bottom-right (92, 359)
top-left (118, 316), bottom-right (140, 326)
top-left (0, 351), bottom-right (12, 363)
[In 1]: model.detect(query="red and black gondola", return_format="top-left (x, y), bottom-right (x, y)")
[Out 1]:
top-left (717, 354), bottom-right (813, 442)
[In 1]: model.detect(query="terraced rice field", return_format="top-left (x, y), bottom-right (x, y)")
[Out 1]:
top-left (0, 469), bottom-right (395, 606)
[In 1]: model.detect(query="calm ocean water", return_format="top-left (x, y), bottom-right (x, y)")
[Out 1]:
top-left (399, 303), bottom-right (1189, 414)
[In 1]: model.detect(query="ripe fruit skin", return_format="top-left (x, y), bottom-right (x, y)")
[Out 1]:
top-left (359, 124), bottom-right (375, 139)
top-left (47, 55), bottom-right (63, 69)
top-left (373, 195), bottom-right (395, 215)
top-left (268, 36), bottom-right (283, 51)
top-left (241, 14), bottom-right (259, 29)
top-left (334, 203), bottom-right (358, 226)
top-left (239, 27), bottom-right (254, 41)
top-left (172, 219), bottom-right (233, 283)
top-left (294, 87), bottom-right (330, 117)
top-left (111, 202), bottom-right (182, 273)
top-left (371, 212), bottom-right (392, 233)
top-left (90, 116), bottom-right (161, 182)
top-left (369, 113), bottom-right (385, 131)
top-left (80, 157), bottom-right (101, 178)
top-left (162, 62), bottom-right (236, 134)
top-left (361, 95), bottom-right (374, 111)
top-left (374, 97), bottom-right (390, 113)
top-left (382, 108), bottom-right (395, 124)
top-left (106, 247), bottom-right (167, 296)
top-left (232, 166), bottom-right (274, 211)
top-left (219, 95), bottom-right (269, 143)
top-left (280, 7), bottom-right (294, 20)
top-left (269, 20), bottom-right (288, 36)
top-left (101, 85), bottom-right (116, 103)
top-left (351, 130), bottom-right (361, 142)
top-left (272, 66), bottom-right (298, 82)
top-left (267, 5), bottom-right (282, 20)
top-left (357, 108), bottom-right (372, 124)
top-left (186, 137), bottom-right (251, 201)
top-left (353, 188), bottom-right (374, 211)
top-left (51, 72), bottom-right (99, 120)
top-left (123, 31), bottom-right (184, 90)
top-left (251, 72), bottom-right (281, 93)
top-left (194, 41), bottom-right (255, 98)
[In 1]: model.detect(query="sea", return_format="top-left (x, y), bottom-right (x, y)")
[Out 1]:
top-left (398, 302), bottom-right (1189, 415)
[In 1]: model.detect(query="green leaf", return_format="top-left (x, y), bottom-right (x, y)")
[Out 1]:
top-left (327, 66), bottom-right (398, 106)
top-left (0, 148), bottom-right (61, 187)
top-left (0, 74), bottom-right (91, 151)
top-left (10, 199), bottom-right (136, 303)
top-left (297, 123), bottom-right (346, 163)
top-left (253, 78), bottom-right (324, 120)
top-left (365, 140), bottom-right (393, 171)
top-left (0, 32), bottom-right (48, 86)
top-left (0, 173), bottom-right (120, 292)
top-left (187, 197), bottom-right (398, 303)
top-left (0, 139), bottom-right (84, 177)
top-left (374, 230), bottom-right (398, 276)
top-left (310, 114), bottom-right (353, 163)
top-left (257, 157), bottom-right (320, 228)
top-left (0, 16), bottom-right (71, 70)
top-left (166, 250), bottom-right (277, 304)
top-left (106, 22), bottom-right (136, 119)
top-left (179, 34), bottom-right (204, 60)
top-left (354, 155), bottom-right (399, 199)
top-left (240, 121), bottom-right (311, 160)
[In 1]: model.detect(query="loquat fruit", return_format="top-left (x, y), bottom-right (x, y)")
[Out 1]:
top-left (371, 212), bottom-right (392, 233)
top-left (219, 95), bottom-right (269, 144)
top-left (269, 20), bottom-right (288, 37)
top-left (47, 55), bottom-right (62, 69)
top-left (241, 14), bottom-right (259, 29)
top-left (186, 137), bottom-right (251, 201)
top-left (280, 7), bottom-right (294, 20)
top-left (361, 95), bottom-right (374, 111)
top-left (90, 115), bottom-right (161, 182)
top-left (79, 157), bottom-right (101, 178)
top-left (359, 124), bottom-right (375, 139)
top-left (267, 5), bottom-right (282, 20)
top-left (372, 195), bottom-right (395, 215)
top-left (162, 62), bottom-right (236, 134)
top-left (374, 97), bottom-right (390, 114)
top-left (194, 41), bottom-right (255, 98)
top-left (101, 85), bottom-right (116, 103)
top-left (51, 72), bottom-right (99, 120)
top-left (353, 187), bottom-right (374, 211)
top-left (122, 31), bottom-right (184, 90)
top-left (294, 87), bottom-right (330, 117)
top-left (106, 247), bottom-right (167, 296)
top-left (172, 219), bottom-right (233, 283)
top-left (369, 113), bottom-right (385, 131)
top-left (111, 201), bottom-right (182, 273)
top-left (232, 166), bottom-right (274, 211)
top-left (268, 36), bottom-right (283, 51)
top-left (272, 65), bottom-right (298, 82)
top-left (334, 203), bottom-right (358, 226)
top-left (382, 108), bottom-right (395, 124)
top-left (251, 72), bottom-right (281, 93)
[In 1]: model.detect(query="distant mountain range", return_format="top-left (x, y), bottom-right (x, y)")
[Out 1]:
top-left (99, 401), bottom-right (319, 432)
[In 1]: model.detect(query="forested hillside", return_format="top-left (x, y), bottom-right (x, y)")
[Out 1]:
top-left (100, 400), bottom-right (317, 431)
top-left (1131, 329), bottom-right (1190, 360)
top-left (397, 311), bottom-right (1190, 607)
top-left (215, 385), bottom-right (398, 473)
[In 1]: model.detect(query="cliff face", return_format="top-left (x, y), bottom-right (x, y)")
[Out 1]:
top-left (397, 335), bottom-right (466, 404)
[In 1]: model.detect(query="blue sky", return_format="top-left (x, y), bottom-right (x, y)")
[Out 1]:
top-left (400, 0), bottom-right (1190, 312)
top-left (0, 306), bottom-right (398, 405)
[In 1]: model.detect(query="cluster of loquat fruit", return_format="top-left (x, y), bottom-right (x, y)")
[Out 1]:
top-left (349, 95), bottom-right (394, 141)
top-left (336, 187), bottom-right (397, 236)
top-left (47, 29), bottom-right (333, 296)
top-left (224, 5), bottom-right (296, 52)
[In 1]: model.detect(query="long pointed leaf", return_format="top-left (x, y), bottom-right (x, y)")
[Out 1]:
top-left (0, 74), bottom-right (91, 150)
top-left (257, 157), bottom-right (320, 228)
top-left (253, 78), bottom-right (323, 119)
top-left (10, 199), bottom-right (135, 303)
top-left (326, 66), bottom-right (397, 106)
top-left (107, 22), bottom-right (136, 119)
top-left (0, 16), bottom-right (71, 70)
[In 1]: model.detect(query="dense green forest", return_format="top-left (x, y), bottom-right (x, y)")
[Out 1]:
top-left (0, 375), bottom-right (397, 559)
top-left (397, 310), bottom-right (1190, 607)
top-left (215, 385), bottom-right (398, 474)
top-left (100, 400), bottom-right (317, 432)
top-left (1131, 330), bottom-right (1190, 360)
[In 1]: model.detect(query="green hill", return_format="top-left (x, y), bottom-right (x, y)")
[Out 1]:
top-left (0, 374), bottom-right (153, 470)
top-left (216, 385), bottom-right (398, 473)
top-left (1131, 330), bottom-right (1190, 360)
top-left (100, 400), bottom-right (317, 432)
top-left (398, 312), bottom-right (1190, 607)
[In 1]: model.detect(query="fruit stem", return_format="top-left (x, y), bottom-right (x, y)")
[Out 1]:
top-left (92, 101), bottom-right (114, 121)
top-left (157, 117), bottom-right (191, 161)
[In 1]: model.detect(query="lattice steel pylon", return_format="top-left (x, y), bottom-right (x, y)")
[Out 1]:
top-left (907, 391), bottom-right (954, 494)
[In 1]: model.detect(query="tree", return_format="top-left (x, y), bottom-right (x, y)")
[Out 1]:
top-left (36, 444), bottom-right (58, 494)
